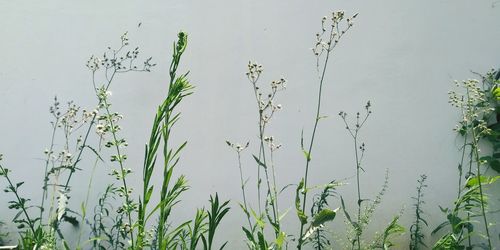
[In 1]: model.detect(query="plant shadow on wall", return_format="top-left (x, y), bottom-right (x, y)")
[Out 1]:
top-left (0, 9), bottom-right (499, 250)
top-left (0, 32), bottom-right (229, 250)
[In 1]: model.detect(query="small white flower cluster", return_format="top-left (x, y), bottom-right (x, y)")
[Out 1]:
top-left (226, 140), bottom-right (250, 153)
top-left (264, 136), bottom-right (282, 152)
top-left (43, 149), bottom-right (74, 168)
top-left (246, 61), bottom-right (286, 126)
top-left (271, 78), bottom-right (286, 91)
top-left (110, 168), bottom-right (133, 181)
top-left (86, 55), bottom-right (102, 72)
top-left (86, 31), bottom-right (156, 74)
top-left (339, 101), bottom-right (372, 133)
top-left (60, 101), bottom-right (80, 128)
top-left (52, 100), bottom-right (95, 134)
top-left (120, 31), bottom-right (129, 46)
top-left (449, 79), bottom-right (494, 137)
top-left (312, 11), bottom-right (357, 56)
top-left (95, 112), bottom-right (123, 136)
top-left (246, 61), bottom-right (264, 83)
top-left (82, 108), bottom-right (99, 120)
top-left (96, 87), bottom-right (113, 109)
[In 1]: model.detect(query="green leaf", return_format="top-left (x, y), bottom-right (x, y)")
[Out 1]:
top-left (302, 208), bottom-right (338, 242)
top-left (275, 231), bottom-right (286, 247)
top-left (466, 175), bottom-right (500, 187)
top-left (340, 196), bottom-right (355, 228)
top-left (278, 208), bottom-right (290, 222)
top-left (145, 185), bottom-right (154, 203)
top-left (250, 209), bottom-right (265, 229)
top-left (295, 179), bottom-right (307, 225)
top-left (252, 155), bottom-right (267, 169)
top-left (242, 226), bottom-right (255, 243)
top-left (302, 150), bottom-right (311, 161)
top-left (490, 160), bottom-right (500, 172)
top-left (257, 232), bottom-right (268, 250)
top-left (311, 208), bottom-right (337, 227)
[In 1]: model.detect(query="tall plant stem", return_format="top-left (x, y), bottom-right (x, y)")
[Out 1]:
top-left (298, 36), bottom-right (332, 249)
top-left (0, 164), bottom-right (37, 235)
top-left (250, 79), bottom-right (264, 215)
top-left (260, 130), bottom-right (279, 231)
top-left (471, 131), bottom-right (492, 249)
top-left (237, 151), bottom-right (253, 229)
top-left (40, 120), bottom-right (59, 222)
top-left (466, 145), bottom-right (474, 249)
top-left (102, 98), bottom-right (134, 245)
top-left (457, 96), bottom-right (468, 199)
top-left (270, 147), bottom-right (279, 226)
top-left (354, 134), bottom-right (361, 250)
top-left (457, 138), bottom-right (467, 200)
top-left (156, 32), bottom-right (191, 247)
top-left (250, 78), bottom-right (279, 232)
top-left (77, 136), bottom-right (103, 246)
top-left (62, 113), bottom-right (96, 190)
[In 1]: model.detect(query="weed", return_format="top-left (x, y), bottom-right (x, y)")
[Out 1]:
top-left (433, 77), bottom-right (500, 249)
top-left (409, 174), bottom-right (428, 250)
top-left (297, 11), bottom-right (356, 249)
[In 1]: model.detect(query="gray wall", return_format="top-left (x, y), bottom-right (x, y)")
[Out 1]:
top-left (1, 0), bottom-right (499, 248)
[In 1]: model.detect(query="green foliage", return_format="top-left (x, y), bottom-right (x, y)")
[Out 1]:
top-left (296, 11), bottom-right (357, 250)
top-left (432, 176), bottom-right (498, 249)
top-left (305, 181), bottom-right (339, 249)
top-left (339, 103), bottom-right (404, 249)
top-left (228, 11), bottom-right (358, 250)
top-left (200, 194), bottom-right (230, 250)
top-left (0, 31), bottom-right (231, 250)
top-left (476, 69), bottom-right (500, 173)
top-left (409, 174), bottom-right (428, 250)
top-left (0, 221), bottom-right (9, 246)
top-left (88, 184), bottom-right (126, 250)
top-left (339, 169), bottom-right (402, 249)
top-left (447, 75), bottom-right (500, 249)
top-left (368, 214), bottom-right (405, 250)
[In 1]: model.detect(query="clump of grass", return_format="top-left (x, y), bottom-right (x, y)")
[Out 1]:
top-left (409, 174), bottom-right (428, 250)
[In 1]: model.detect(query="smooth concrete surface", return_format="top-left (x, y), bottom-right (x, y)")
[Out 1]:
top-left (1, 0), bottom-right (499, 248)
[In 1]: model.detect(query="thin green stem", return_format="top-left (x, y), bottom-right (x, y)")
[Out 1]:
top-left (354, 134), bottom-right (361, 250)
top-left (0, 164), bottom-right (37, 236)
top-left (249, 76), bottom-right (279, 235)
top-left (298, 38), bottom-right (332, 249)
top-left (102, 98), bottom-right (134, 245)
top-left (40, 118), bottom-right (59, 223)
top-left (237, 151), bottom-right (253, 229)
top-left (471, 134), bottom-right (492, 249)
top-left (269, 147), bottom-right (279, 226)
top-left (250, 78), bottom-right (263, 215)
top-left (62, 113), bottom-right (96, 190)
top-left (77, 136), bottom-right (103, 247)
